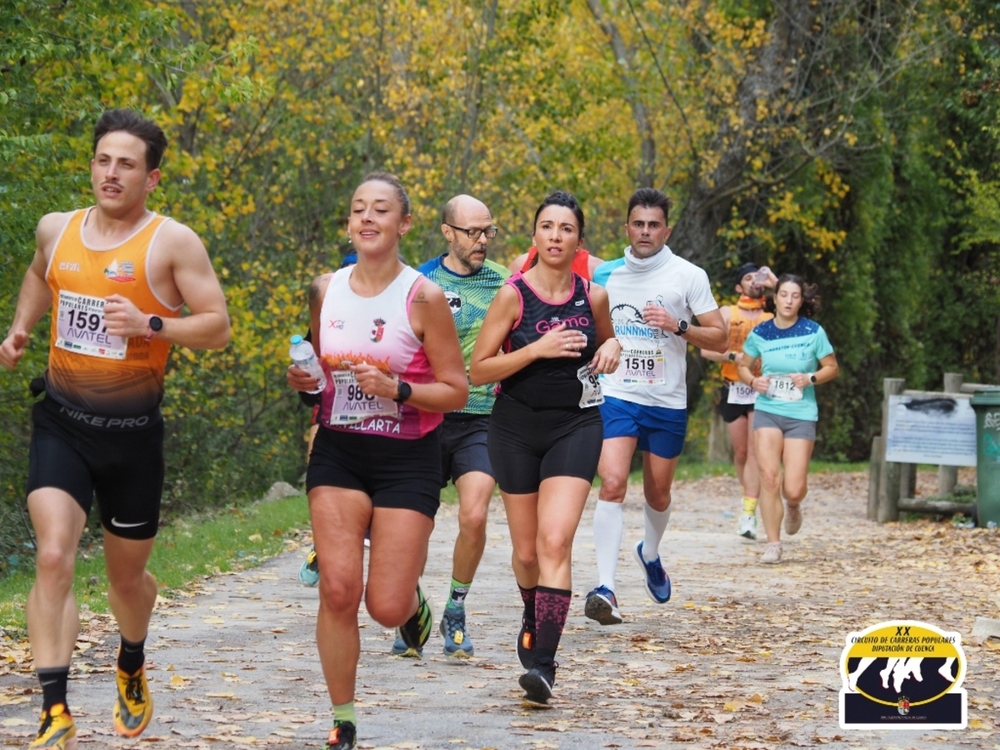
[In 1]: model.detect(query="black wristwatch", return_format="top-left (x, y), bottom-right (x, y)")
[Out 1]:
top-left (675, 319), bottom-right (689, 335)
top-left (810, 373), bottom-right (818, 384)
top-left (394, 381), bottom-right (412, 403)
top-left (146, 315), bottom-right (164, 341)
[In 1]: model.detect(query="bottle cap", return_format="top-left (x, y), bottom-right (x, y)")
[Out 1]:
top-left (290, 334), bottom-right (303, 345)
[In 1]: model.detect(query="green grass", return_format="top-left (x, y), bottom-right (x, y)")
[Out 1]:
top-left (0, 494), bottom-right (312, 634)
top-left (629, 459), bottom-right (868, 485)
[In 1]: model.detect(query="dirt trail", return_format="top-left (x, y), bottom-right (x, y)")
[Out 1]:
top-left (1, 470), bottom-right (998, 749)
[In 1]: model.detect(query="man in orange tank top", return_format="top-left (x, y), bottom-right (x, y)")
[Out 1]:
top-left (700, 263), bottom-right (774, 541)
top-left (0, 109), bottom-right (230, 749)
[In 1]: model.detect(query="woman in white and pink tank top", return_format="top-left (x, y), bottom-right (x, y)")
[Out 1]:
top-left (286, 173), bottom-right (467, 750)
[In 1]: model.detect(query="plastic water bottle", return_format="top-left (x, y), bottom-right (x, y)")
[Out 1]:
top-left (289, 335), bottom-right (327, 394)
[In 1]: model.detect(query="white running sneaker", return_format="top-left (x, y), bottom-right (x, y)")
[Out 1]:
top-left (760, 542), bottom-right (782, 564)
top-left (784, 503), bottom-right (802, 536)
top-left (737, 512), bottom-right (757, 540)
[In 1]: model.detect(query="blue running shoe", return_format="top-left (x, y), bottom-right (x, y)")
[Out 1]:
top-left (390, 634), bottom-right (422, 658)
top-left (439, 607), bottom-right (474, 658)
top-left (633, 541), bottom-right (671, 603)
top-left (299, 548), bottom-right (319, 587)
top-left (584, 585), bottom-right (622, 625)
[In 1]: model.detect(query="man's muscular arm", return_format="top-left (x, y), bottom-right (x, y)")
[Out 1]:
top-left (0, 213), bottom-right (70, 370)
top-left (103, 221), bottom-right (230, 349)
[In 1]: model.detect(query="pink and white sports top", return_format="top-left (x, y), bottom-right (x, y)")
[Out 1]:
top-left (317, 264), bottom-right (441, 439)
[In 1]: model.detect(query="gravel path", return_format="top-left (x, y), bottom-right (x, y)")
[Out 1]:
top-left (1, 470), bottom-right (998, 748)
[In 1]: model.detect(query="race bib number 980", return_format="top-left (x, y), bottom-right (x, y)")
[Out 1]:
top-left (329, 370), bottom-right (399, 424)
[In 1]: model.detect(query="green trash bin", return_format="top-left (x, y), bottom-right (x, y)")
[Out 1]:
top-left (971, 389), bottom-right (1000, 528)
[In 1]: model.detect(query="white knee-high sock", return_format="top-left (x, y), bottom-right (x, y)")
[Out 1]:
top-left (593, 500), bottom-right (623, 591)
top-left (642, 504), bottom-right (672, 561)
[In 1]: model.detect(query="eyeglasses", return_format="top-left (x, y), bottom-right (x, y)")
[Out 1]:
top-left (445, 223), bottom-right (499, 241)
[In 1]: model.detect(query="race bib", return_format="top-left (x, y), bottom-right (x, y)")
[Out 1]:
top-left (329, 370), bottom-right (399, 425)
top-left (767, 376), bottom-right (803, 402)
top-left (55, 291), bottom-right (127, 360)
top-left (727, 381), bottom-right (758, 405)
top-left (615, 347), bottom-right (665, 385)
top-left (577, 364), bottom-right (604, 409)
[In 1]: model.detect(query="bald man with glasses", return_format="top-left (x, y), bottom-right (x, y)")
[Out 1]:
top-left (402, 195), bottom-right (509, 658)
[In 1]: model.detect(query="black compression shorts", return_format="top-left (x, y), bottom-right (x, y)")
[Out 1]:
top-left (27, 396), bottom-right (164, 540)
top-left (487, 394), bottom-right (603, 494)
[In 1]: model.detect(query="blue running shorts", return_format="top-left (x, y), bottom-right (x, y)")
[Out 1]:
top-left (599, 396), bottom-right (687, 459)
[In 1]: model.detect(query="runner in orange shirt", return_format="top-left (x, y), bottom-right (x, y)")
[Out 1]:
top-left (0, 109), bottom-right (230, 749)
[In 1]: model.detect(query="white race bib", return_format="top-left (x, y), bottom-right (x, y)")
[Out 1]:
top-left (767, 376), bottom-right (803, 402)
top-left (615, 347), bottom-right (665, 385)
top-left (55, 291), bottom-right (127, 360)
top-left (577, 365), bottom-right (604, 409)
top-left (329, 370), bottom-right (399, 425)
top-left (727, 381), bottom-right (758, 405)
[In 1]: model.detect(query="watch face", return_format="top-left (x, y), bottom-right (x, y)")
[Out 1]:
top-left (150, 316), bottom-right (163, 332)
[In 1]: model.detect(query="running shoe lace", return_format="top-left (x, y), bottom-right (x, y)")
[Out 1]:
top-left (125, 675), bottom-right (145, 704)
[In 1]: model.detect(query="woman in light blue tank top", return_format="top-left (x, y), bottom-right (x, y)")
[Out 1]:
top-left (738, 274), bottom-right (839, 565)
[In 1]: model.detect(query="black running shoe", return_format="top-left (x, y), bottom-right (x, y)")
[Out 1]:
top-left (519, 663), bottom-right (556, 705)
top-left (397, 584), bottom-right (432, 651)
top-left (324, 721), bottom-right (356, 750)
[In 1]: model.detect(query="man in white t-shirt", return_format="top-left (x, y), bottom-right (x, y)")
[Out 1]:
top-left (585, 188), bottom-right (726, 625)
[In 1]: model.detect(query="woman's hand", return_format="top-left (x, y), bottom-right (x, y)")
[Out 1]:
top-left (351, 361), bottom-right (397, 399)
top-left (532, 322), bottom-right (589, 360)
top-left (790, 372), bottom-right (812, 389)
top-left (589, 338), bottom-right (622, 374)
top-left (750, 375), bottom-right (770, 394)
top-left (287, 364), bottom-right (322, 393)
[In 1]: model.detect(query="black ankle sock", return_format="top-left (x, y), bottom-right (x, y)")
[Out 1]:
top-left (37, 667), bottom-right (69, 712)
top-left (118, 635), bottom-right (146, 675)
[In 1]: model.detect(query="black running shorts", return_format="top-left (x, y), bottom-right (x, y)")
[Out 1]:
top-left (487, 394), bottom-right (603, 495)
top-left (438, 414), bottom-right (494, 487)
top-left (306, 425), bottom-right (442, 519)
top-left (716, 384), bottom-right (755, 424)
top-left (27, 396), bottom-right (164, 540)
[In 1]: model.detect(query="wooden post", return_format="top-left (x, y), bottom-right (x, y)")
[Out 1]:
top-left (877, 378), bottom-right (906, 523)
top-left (901, 463), bottom-right (917, 500)
top-left (706, 411), bottom-right (733, 464)
top-left (939, 372), bottom-right (964, 495)
top-left (868, 436), bottom-right (882, 521)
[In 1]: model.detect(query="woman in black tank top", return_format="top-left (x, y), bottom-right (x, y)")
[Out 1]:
top-left (470, 191), bottom-right (621, 705)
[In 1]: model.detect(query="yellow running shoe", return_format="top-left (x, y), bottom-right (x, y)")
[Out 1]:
top-left (29, 703), bottom-right (77, 749)
top-left (113, 666), bottom-right (153, 737)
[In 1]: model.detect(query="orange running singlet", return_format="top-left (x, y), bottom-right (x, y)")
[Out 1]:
top-left (45, 208), bottom-right (181, 416)
top-left (720, 304), bottom-right (773, 382)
